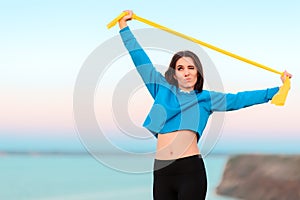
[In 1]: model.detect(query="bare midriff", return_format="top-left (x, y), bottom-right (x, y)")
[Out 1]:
top-left (156, 130), bottom-right (200, 160)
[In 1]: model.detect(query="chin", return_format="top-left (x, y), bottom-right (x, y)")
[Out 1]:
top-left (186, 84), bottom-right (195, 88)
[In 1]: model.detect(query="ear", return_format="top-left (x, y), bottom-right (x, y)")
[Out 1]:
top-left (173, 74), bottom-right (177, 80)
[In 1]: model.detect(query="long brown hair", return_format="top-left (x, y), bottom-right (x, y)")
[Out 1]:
top-left (165, 50), bottom-right (204, 92)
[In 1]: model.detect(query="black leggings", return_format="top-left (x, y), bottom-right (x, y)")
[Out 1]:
top-left (153, 155), bottom-right (207, 200)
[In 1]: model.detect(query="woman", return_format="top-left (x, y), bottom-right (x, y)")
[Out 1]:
top-left (118, 10), bottom-right (291, 200)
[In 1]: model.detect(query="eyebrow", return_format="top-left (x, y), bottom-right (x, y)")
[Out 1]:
top-left (176, 65), bottom-right (195, 68)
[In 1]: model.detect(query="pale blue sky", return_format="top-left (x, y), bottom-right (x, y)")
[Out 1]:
top-left (1, 1), bottom-right (299, 153)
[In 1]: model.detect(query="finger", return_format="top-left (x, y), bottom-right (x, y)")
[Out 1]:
top-left (285, 71), bottom-right (292, 78)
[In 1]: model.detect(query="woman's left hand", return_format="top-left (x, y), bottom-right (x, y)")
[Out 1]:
top-left (281, 70), bottom-right (292, 83)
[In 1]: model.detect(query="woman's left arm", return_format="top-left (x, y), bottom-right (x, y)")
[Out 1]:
top-left (209, 87), bottom-right (279, 112)
top-left (210, 70), bottom-right (292, 112)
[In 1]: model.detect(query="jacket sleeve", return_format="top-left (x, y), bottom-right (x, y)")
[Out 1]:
top-left (209, 87), bottom-right (279, 112)
top-left (119, 26), bottom-right (166, 98)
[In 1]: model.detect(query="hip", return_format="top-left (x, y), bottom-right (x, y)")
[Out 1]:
top-left (154, 154), bottom-right (206, 175)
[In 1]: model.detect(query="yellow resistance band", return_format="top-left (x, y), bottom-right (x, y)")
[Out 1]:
top-left (107, 12), bottom-right (290, 106)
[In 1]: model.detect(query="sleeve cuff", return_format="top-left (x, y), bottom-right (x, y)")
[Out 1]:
top-left (267, 87), bottom-right (280, 100)
top-left (119, 26), bottom-right (130, 33)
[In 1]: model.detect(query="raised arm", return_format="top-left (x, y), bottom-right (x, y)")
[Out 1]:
top-left (118, 10), bottom-right (166, 98)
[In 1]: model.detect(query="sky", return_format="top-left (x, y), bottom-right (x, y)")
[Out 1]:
top-left (0, 0), bottom-right (299, 154)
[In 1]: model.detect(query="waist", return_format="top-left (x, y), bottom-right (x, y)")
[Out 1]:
top-left (155, 130), bottom-right (200, 160)
top-left (154, 154), bottom-right (205, 174)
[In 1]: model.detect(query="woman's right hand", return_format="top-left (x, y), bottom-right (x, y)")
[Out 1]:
top-left (118, 10), bottom-right (133, 29)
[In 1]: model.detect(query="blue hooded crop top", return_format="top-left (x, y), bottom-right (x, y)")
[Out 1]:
top-left (120, 26), bottom-right (279, 140)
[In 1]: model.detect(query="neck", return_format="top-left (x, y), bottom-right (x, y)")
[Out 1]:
top-left (179, 88), bottom-right (193, 93)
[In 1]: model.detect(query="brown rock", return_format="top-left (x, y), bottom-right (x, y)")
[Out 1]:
top-left (216, 154), bottom-right (300, 200)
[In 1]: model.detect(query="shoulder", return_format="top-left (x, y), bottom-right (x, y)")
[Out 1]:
top-left (197, 90), bottom-right (214, 98)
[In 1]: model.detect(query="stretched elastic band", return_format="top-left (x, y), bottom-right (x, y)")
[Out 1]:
top-left (106, 12), bottom-right (127, 29)
top-left (107, 12), bottom-right (290, 106)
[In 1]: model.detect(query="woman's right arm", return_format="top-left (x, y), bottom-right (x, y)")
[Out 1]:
top-left (118, 10), bottom-right (165, 98)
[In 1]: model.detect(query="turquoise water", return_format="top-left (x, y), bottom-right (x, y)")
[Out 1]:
top-left (0, 154), bottom-right (235, 200)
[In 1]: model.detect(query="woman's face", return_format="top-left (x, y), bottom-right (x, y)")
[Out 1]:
top-left (173, 56), bottom-right (198, 92)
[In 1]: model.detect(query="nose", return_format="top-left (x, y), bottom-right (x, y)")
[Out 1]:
top-left (184, 69), bottom-right (190, 77)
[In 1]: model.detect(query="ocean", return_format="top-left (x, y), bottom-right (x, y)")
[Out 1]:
top-left (0, 154), bottom-right (236, 200)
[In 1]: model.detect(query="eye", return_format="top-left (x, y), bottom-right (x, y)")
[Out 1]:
top-left (188, 65), bottom-right (195, 69)
top-left (176, 65), bottom-right (183, 71)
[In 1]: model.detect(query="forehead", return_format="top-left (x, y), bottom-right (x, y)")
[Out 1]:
top-left (176, 56), bottom-right (195, 66)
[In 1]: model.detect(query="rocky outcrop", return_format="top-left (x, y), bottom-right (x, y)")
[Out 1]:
top-left (216, 154), bottom-right (300, 200)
